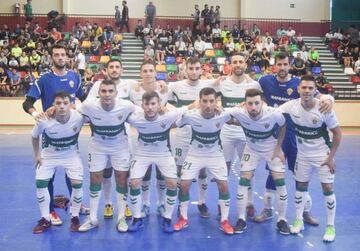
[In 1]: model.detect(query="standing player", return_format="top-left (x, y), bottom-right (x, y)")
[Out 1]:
top-left (23, 44), bottom-right (87, 226)
top-left (278, 75), bottom-right (341, 242)
top-left (174, 87), bottom-right (234, 235)
top-left (32, 92), bottom-right (85, 233)
top-left (255, 52), bottom-right (333, 225)
top-left (126, 91), bottom-right (195, 233)
top-left (77, 80), bottom-right (135, 232)
top-left (229, 88), bottom-right (290, 235)
top-left (86, 59), bottom-right (136, 219)
top-left (168, 56), bottom-right (218, 218)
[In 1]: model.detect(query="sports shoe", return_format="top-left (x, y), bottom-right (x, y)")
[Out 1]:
top-left (303, 211), bottom-right (319, 226)
top-left (104, 204), bottom-right (114, 218)
top-left (50, 211), bottom-right (63, 226)
top-left (125, 205), bottom-right (132, 218)
top-left (78, 218), bottom-right (99, 232)
top-left (162, 217), bottom-right (174, 233)
top-left (70, 216), bottom-right (80, 232)
top-left (253, 208), bottom-right (273, 223)
top-left (157, 204), bottom-right (165, 217)
top-left (277, 219), bottom-right (290, 235)
top-left (128, 218), bottom-right (144, 232)
top-left (174, 216), bottom-right (189, 231)
top-left (246, 204), bottom-right (256, 219)
top-left (141, 205), bottom-right (150, 218)
top-left (198, 203), bottom-right (210, 218)
top-left (323, 225), bottom-right (336, 242)
top-left (33, 217), bottom-right (51, 234)
top-left (234, 219), bottom-right (247, 234)
top-left (220, 220), bottom-right (234, 235)
top-left (290, 219), bottom-right (304, 234)
top-left (117, 217), bottom-right (128, 233)
top-left (80, 204), bottom-right (90, 215)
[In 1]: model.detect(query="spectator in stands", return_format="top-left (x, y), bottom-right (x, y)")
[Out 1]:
top-left (120, 1), bottom-right (130, 32)
top-left (296, 32), bottom-right (305, 48)
top-left (8, 56), bottom-right (19, 69)
top-left (29, 50), bottom-right (41, 71)
top-left (214, 6), bottom-right (221, 26)
top-left (144, 44), bottom-right (155, 61)
top-left (354, 58), bottom-right (360, 75)
top-left (24, 0), bottom-right (33, 23)
top-left (224, 36), bottom-right (235, 57)
top-left (165, 24), bottom-right (173, 37)
top-left (263, 37), bottom-right (275, 55)
top-left (316, 71), bottom-right (330, 94)
top-left (75, 49), bottom-right (86, 77)
top-left (352, 47), bottom-right (359, 67)
top-left (341, 47), bottom-right (352, 67)
top-left (183, 26), bottom-right (192, 44)
top-left (19, 51), bottom-right (30, 71)
top-left (40, 50), bottom-right (51, 72)
top-left (175, 36), bottom-right (187, 56)
top-left (340, 34), bottom-right (350, 49)
top-left (186, 44), bottom-right (195, 57)
top-left (286, 25), bottom-right (296, 44)
top-left (220, 59), bottom-right (231, 76)
top-left (194, 35), bottom-right (206, 57)
top-left (158, 29), bottom-right (169, 45)
top-left (191, 4), bottom-right (200, 28)
top-left (92, 23), bottom-right (104, 43)
top-left (115, 6), bottom-right (122, 30)
top-left (276, 24), bottom-right (286, 39)
top-left (255, 38), bottom-right (264, 53)
top-left (232, 24), bottom-right (241, 43)
top-left (308, 47), bottom-right (321, 67)
top-left (39, 30), bottom-right (51, 45)
top-left (135, 19), bottom-right (144, 40)
top-left (324, 30), bottom-right (334, 44)
top-left (0, 52), bottom-right (8, 66)
top-left (192, 23), bottom-right (202, 41)
top-left (165, 37), bottom-right (176, 57)
top-left (8, 67), bottom-right (21, 96)
top-left (11, 43), bottom-right (22, 59)
top-left (234, 37), bottom-right (246, 53)
top-left (72, 22), bottom-right (84, 40)
top-left (201, 59), bottom-right (213, 79)
top-left (173, 25), bottom-right (183, 40)
top-left (145, 1), bottom-right (156, 28)
top-left (20, 70), bottom-right (36, 93)
top-left (240, 24), bottom-right (247, 37)
top-left (278, 35), bottom-right (289, 48)
top-left (156, 43), bottom-right (166, 64)
top-left (33, 22), bottom-right (44, 35)
top-left (0, 66), bottom-right (9, 96)
top-left (201, 4), bottom-right (211, 27)
top-left (103, 22), bottom-right (114, 42)
top-left (261, 48), bottom-right (271, 71)
top-left (143, 23), bottom-right (153, 37)
top-left (90, 37), bottom-right (101, 55)
top-left (209, 6), bottom-right (215, 28)
top-left (263, 31), bottom-right (272, 43)
top-left (212, 23), bottom-right (222, 43)
top-left (221, 25), bottom-right (231, 42)
top-left (242, 30), bottom-right (253, 50)
top-left (203, 24), bottom-right (212, 43)
top-left (252, 24), bottom-right (261, 35)
top-left (249, 47), bottom-right (262, 69)
top-left (333, 27), bottom-right (343, 40)
top-left (68, 34), bottom-right (79, 53)
top-left (347, 25), bottom-right (359, 49)
top-left (50, 27), bottom-right (62, 43)
top-left (290, 52), bottom-right (306, 76)
top-left (299, 45), bottom-right (309, 63)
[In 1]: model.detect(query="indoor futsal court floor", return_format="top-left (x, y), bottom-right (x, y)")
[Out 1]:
top-left (0, 129), bottom-right (359, 251)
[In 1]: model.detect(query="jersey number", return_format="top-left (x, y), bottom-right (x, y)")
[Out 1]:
top-left (182, 161), bottom-right (192, 170)
top-left (242, 154), bottom-right (250, 162)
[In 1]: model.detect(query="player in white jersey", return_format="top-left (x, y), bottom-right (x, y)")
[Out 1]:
top-left (32, 92), bottom-right (85, 234)
top-left (218, 54), bottom-right (262, 219)
top-left (228, 88), bottom-right (290, 235)
top-left (77, 80), bottom-right (135, 233)
top-left (128, 60), bottom-right (171, 217)
top-left (86, 59), bottom-right (135, 219)
top-left (126, 91), bottom-right (196, 233)
top-left (278, 75), bottom-right (341, 242)
top-left (168, 56), bottom-right (219, 218)
top-left (174, 87), bottom-right (234, 235)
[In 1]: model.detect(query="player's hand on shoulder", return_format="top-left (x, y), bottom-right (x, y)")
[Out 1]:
top-left (45, 106), bottom-right (56, 118)
top-left (159, 105), bottom-right (169, 115)
top-left (32, 111), bottom-right (48, 122)
top-left (319, 98), bottom-right (333, 113)
top-left (158, 80), bottom-right (168, 93)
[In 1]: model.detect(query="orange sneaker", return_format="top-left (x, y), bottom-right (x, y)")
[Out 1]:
top-left (220, 220), bottom-right (234, 235)
top-left (174, 216), bottom-right (188, 231)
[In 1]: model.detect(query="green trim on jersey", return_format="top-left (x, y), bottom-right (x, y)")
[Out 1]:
top-left (42, 132), bottom-right (79, 149)
top-left (138, 128), bottom-right (172, 151)
top-left (191, 129), bottom-right (221, 145)
top-left (173, 93), bottom-right (194, 107)
top-left (242, 125), bottom-right (278, 140)
top-left (90, 123), bottom-right (126, 137)
top-left (293, 122), bottom-right (332, 149)
top-left (221, 96), bottom-right (245, 108)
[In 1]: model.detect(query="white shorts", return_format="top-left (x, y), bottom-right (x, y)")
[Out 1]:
top-left (240, 146), bottom-right (285, 173)
top-left (220, 133), bottom-right (246, 162)
top-left (130, 155), bottom-right (177, 179)
top-left (36, 155), bottom-right (84, 181)
top-left (88, 149), bottom-right (130, 172)
top-left (181, 152), bottom-right (228, 181)
top-left (173, 136), bottom-right (191, 166)
top-left (294, 156), bottom-right (335, 184)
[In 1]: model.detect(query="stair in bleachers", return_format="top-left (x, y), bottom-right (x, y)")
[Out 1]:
top-left (121, 33), bottom-right (144, 80)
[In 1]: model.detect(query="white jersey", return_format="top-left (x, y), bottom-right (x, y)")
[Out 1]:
top-left (229, 106), bottom-right (286, 154)
top-left (77, 99), bottom-right (135, 152)
top-left (127, 107), bottom-right (187, 157)
top-left (87, 79), bottom-right (137, 100)
top-left (168, 79), bottom-right (218, 139)
top-left (129, 82), bottom-right (170, 106)
top-left (32, 110), bottom-right (85, 159)
top-left (220, 77), bottom-right (262, 140)
top-left (176, 109), bottom-right (231, 156)
top-left (278, 99), bottom-right (339, 159)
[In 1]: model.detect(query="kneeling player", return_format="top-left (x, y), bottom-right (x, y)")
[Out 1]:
top-left (229, 88), bottom-right (290, 235)
top-left (32, 92), bottom-right (85, 233)
top-left (278, 75), bottom-right (341, 242)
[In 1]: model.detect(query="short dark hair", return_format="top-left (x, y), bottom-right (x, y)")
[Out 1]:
top-left (54, 91), bottom-right (71, 100)
top-left (199, 87), bottom-right (216, 99)
top-left (300, 74), bottom-right (316, 84)
top-left (100, 79), bottom-right (117, 89)
top-left (140, 59), bottom-right (156, 70)
top-left (275, 52), bottom-right (289, 63)
top-left (106, 58), bottom-right (122, 68)
top-left (186, 56), bottom-right (201, 67)
top-left (245, 88), bottom-right (264, 100)
top-left (50, 44), bottom-right (67, 56)
top-left (142, 91), bottom-right (160, 102)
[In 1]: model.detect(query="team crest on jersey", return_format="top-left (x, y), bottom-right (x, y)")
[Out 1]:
top-left (73, 126), bottom-right (78, 132)
top-left (118, 114), bottom-right (123, 121)
top-left (216, 122), bottom-right (221, 128)
top-left (312, 118), bottom-right (318, 125)
top-left (264, 123), bottom-right (270, 129)
top-left (69, 80), bottom-right (75, 88)
top-left (160, 122), bottom-right (166, 129)
top-left (287, 88), bottom-right (293, 96)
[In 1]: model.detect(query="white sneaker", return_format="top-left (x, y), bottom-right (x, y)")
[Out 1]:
top-left (117, 217), bottom-right (128, 232)
top-left (50, 211), bottom-right (63, 226)
top-left (78, 218), bottom-right (99, 232)
top-left (290, 219), bottom-right (304, 234)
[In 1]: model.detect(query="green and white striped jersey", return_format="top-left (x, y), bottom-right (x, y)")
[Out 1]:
top-left (87, 79), bottom-right (137, 100)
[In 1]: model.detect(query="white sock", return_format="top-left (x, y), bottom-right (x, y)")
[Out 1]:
top-left (198, 178), bottom-right (207, 205)
top-left (247, 177), bottom-right (254, 206)
top-left (142, 180), bottom-right (151, 206)
top-left (156, 178), bottom-right (166, 206)
top-left (304, 192), bottom-right (312, 212)
top-left (102, 177), bottom-right (112, 205)
top-left (324, 192), bottom-right (336, 226)
top-left (274, 179), bottom-right (288, 221)
top-left (116, 185), bottom-right (128, 220)
top-left (264, 190), bottom-right (275, 209)
top-left (237, 182), bottom-right (249, 220)
top-left (70, 184), bottom-right (83, 217)
top-left (219, 193), bottom-right (230, 222)
top-left (89, 184), bottom-right (101, 222)
top-left (164, 189), bottom-right (177, 219)
top-left (179, 193), bottom-right (189, 220)
top-left (37, 187), bottom-right (50, 220)
top-left (294, 190), bottom-right (306, 220)
top-left (130, 188), bottom-right (142, 218)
